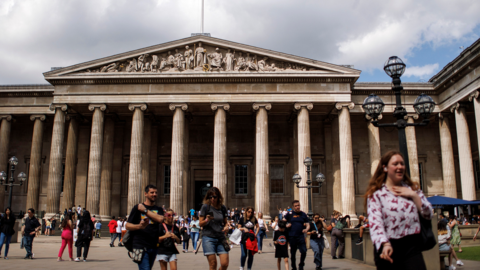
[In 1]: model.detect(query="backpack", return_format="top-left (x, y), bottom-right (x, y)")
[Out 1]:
top-left (80, 222), bottom-right (93, 240)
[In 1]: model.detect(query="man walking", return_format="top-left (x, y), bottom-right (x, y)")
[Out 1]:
top-left (108, 216), bottom-right (117, 247)
top-left (284, 200), bottom-right (310, 270)
top-left (76, 205), bottom-right (82, 218)
top-left (95, 220), bottom-right (102, 238)
top-left (127, 184), bottom-right (164, 270)
top-left (116, 217), bottom-right (123, 247)
top-left (21, 208), bottom-right (41, 259)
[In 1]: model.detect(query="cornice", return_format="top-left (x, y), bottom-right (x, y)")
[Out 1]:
top-left (0, 91), bottom-right (53, 97)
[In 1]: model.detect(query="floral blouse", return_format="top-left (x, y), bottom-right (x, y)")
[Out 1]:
top-left (367, 183), bottom-right (433, 250)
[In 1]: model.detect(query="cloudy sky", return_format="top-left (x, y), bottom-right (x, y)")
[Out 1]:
top-left (1, 0), bottom-right (479, 84)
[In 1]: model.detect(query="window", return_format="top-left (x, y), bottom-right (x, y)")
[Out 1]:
top-left (270, 164), bottom-right (284, 194)
top-left (235, 165), bottom-right (248, 194)
top-left (474, 160), bottom-right (480, 190)
top-left (418, 162), bottom-right (424, 190)
top-left (312, 164), bottom-right (321, 194)
top-left (164, 165), bottom-right (171, 194)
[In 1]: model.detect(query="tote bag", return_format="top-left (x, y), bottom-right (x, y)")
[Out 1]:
top-left (229, 228), bottom-right (242, 245)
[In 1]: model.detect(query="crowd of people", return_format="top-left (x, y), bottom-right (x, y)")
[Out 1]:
top-left (2, 151), bottom-right (480, 270)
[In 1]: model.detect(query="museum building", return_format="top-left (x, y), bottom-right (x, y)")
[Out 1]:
top-left (1, 35), bottom-right (480, 220)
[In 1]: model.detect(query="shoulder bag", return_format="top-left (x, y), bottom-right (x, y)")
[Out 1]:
top-left (419, 215), bottom-right (436, 251)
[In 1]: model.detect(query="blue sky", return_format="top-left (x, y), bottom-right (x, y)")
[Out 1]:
top-left (1, 0), bottom-right (480, 84)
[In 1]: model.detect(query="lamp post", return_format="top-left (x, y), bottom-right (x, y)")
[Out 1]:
top-left (292, 157), bottom-right (326, 221)
top-left (0, 156), bottom-right (27, 209)
top-left (362, 56), bottom-right (435, 174)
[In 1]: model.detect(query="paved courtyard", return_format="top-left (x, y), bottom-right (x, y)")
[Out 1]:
top-left (1, 236), bottom-right (479, 269)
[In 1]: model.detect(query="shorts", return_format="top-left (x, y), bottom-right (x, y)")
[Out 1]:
top-left (202, 235), bottom-right (228, 256)
top-left (156, 254), bottom-right (177, 262)
top-left (439, 243), bottom-right (451, 252)
top-left (46, 226), bottom-right (51, 229)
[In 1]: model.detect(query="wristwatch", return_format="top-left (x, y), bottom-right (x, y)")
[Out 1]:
top-left (143, 209), bottom-right (148, 214)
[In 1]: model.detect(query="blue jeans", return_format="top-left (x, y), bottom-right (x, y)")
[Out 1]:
top-left (191, 232), bottom-right (199, 250)
top-left (24, 235), bottom-right (35, 257)
top-left (136, 248), bottom-right (157, 270)
top-left (257, 229), bottom-right (266, 251)
top-left (290, 236), bottom-right (307, 270)
top-left (310, 238), bottom-right (325, 268)
top-left (240, 243), bottom-right (254, 269)
top-left (0, 233), bottom-right (12, 257)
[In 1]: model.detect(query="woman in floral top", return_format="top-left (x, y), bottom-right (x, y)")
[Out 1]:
top-left (365, 151), bottom-right (433, 269)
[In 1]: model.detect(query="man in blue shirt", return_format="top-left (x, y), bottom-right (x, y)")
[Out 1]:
top-left (189, 208), bottom-right (196, 218)
top-left (284, 200), bottom-right (310, 270)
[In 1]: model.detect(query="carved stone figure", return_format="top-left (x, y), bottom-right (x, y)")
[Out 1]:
top-left (101, 62), bottom-right (119, 72)
top-left (184, 46), bottom-right (194, 70)
top-left (137, 54), bottom-right (149, 71)
top-left (257, 57), bottom-right (268, 71)
top-left (167, 51), bottom-right (175, 67)
top-left (159, 58), bottom-right (167, 70)
top-left (245, 53), bottom-right (258, 71)
top-left (223, 49), bottom-right (235, 71)
top-left (234, 52), bottom-right (246, 71)
top-left (195, 42), bottom-right (205, 67)
top-left (208, 48), bottom-right (223, 70)
top-left (126, 58), bottom-right (137, 72)
top-left (142, 62), bottom-right (150, 73)
top-left (174, 49), bottom-right (184, 69)
top-left (150, 55), bottom-right (159, 72)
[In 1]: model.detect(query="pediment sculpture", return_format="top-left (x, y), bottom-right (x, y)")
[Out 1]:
top-left (77, 42), bottom-right (321, 74)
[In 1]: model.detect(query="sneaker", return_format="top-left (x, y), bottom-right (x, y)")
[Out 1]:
top-left (355, 238), bottom-right (363, 245)
top-left (83, 259), bottom-right (87, 262)
top-left (239, 267), bottom-right (244, 270)
top-left (448, 265), bottom-right (456, 270)
top-left (4, 257), bottom-right (8, 260)
top-left (332, 256), bottom-right (338, 259)
top-left (456, 260), bottom-right (464, 266)
top-left (339, 256), bottom-right (345, 259)
top-left (24, 256), bottom-right (30, 260)
top-left (74, 258), bottom-right (80, 262)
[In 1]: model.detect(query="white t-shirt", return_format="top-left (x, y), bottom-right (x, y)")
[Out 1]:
top-left (282, 210), bottom-right (288, 217)
top-left (122, 221), bottom-right (126, 231)
top-left (77, 207), bottom-right (81, 214)
top-left (116, 220), bottom-right (123, 233)
top-left (258, 218), bottom-right (265, 228)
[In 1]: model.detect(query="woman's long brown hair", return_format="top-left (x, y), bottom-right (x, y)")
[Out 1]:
top-left (203, 186), bottom-right (224, 208)
top-left (244, 206), bottom-right (256, 224)
top-left (363, 150), bottom-right (419, 209)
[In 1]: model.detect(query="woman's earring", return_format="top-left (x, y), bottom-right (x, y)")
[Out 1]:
top-left (384, 168), bottom-right (387, 172)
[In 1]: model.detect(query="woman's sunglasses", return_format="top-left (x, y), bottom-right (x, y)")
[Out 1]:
top-left (165, 213), bottom-right (175, 218)
top-left (209, 196), bottom-right (218, 199)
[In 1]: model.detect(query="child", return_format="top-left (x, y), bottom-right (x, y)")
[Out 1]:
top-left (273, 220), bottom-right (289, 270)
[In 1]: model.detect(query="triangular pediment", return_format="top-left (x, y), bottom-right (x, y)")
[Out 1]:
top-left (44, 36), bottom-right (360, 84)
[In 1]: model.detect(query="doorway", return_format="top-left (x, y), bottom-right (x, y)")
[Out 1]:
top-left (195, 181), bottom-right (213, 212)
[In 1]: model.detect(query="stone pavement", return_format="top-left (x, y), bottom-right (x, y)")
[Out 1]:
top-left (1, 236), bottom-right (479, 270)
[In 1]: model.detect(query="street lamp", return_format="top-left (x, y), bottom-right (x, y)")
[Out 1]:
top-left (362, 56), bottom-right (435, 174)
top-left (292, 157), bottom-right (326, 221)
top-left (0, 156), bottom-right (27, 209)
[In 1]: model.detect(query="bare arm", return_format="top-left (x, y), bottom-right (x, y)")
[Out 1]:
top-left (474, 225), bottom-right (480, 241)
top-left (303, 222), bottom-right (310, 233)
top-left (137, 204), bottom-right (164, 223)
top-left (125, 220), bottom-right (148, 231)
top-left (199, 215), bottom-right (212, 227)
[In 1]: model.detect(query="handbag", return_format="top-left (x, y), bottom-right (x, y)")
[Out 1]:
top-left (323, 234), bottom-right (330, 249)
top-left (129, 248), bottom-right (145, 263)
top-left (229, 228), bottom-right (242, 245)
top-left (419, 215), bottom-right (436, 251)
top-left (326, 225), bottom-right (333, 232)
top-left (122, 230), bottom-right (134, 252)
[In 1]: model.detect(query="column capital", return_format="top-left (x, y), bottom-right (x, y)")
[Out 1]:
top-left (128, 103), bottom-right (148, 111)
top-left (211, 103), bottom-right (230, 111)
top-left (294, 102), bottom-right (313, 111)
top-left (438, 112), bottom-right (452, 120)
top-left (335, 102), bottom-right (355, 111)
top-left (252, 102), bottom-right (272, 111)
top-left (49, 104), bottom-right (68, 112)
top-left (0, 115), bottom-right (13, 121)
top-left (404, 114), bottom-right (419, 120)
top-left (169, 103), bottom-right (188, 111)
top-left (469, 91), bottom-right (479, 102)
top-left (253, 103), bottom-right (272, 111)
top-left (30, 115), bottom-right (46, 122)
top-left (450, 102), bottom-right (469, 113)
top-left (88, 104), bottom-right (107, 112)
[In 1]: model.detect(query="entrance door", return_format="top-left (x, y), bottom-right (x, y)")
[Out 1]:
top-left (195, 181), bottom-right (213, 211)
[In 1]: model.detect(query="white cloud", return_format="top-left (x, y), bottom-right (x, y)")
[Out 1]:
top-left (403, 63), bottom-right (439, 79)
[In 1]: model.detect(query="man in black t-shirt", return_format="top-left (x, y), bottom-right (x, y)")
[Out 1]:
top-left (126, 185), bottom-right (164, 270)
top-left (284, 200), bottom-right (310, 270)
top-left (21, 208), bottom-right (41, 259)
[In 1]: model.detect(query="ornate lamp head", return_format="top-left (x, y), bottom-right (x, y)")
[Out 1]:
top-left (0, 171), bottom-right (6, 184)
top-left (303, 157), bottom-right (313, 167)
top-left (9, 156), bottom-right (18, 166)
top-left (384, 56), bottom-right (406, 79)
top-left (18, 172), bottom-right (27, 183)
top-left (362, 94), bottom-right (385, 120)
top-left (315, 173), bottom-right (326, 187)
top-left (413, 93), bottom-right (435, 119)
top-left (292, 173), bottom-right (302, 185)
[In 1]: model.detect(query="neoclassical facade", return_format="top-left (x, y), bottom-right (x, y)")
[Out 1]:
top-left (1, 36), bottom-right (480, 220)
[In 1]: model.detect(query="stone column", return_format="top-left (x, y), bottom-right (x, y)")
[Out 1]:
top-left (451, 103), bottom-right (476, 200)
top-left (367, 122), bottom-right (381, 176)
top-left (0, 115), bottom-right (12, 211)
top-left (141, 118), bottom-right (152, 190)
top-left (127, 104), bottom-right (147, 212)
top-left (470, 91), bottom-right (480, 169)
top-left (438, 113), bottom-right (457, 198)
top-left (294, 103), bottom-right (313, 212)
top-left (253, 103), bottom-right (271, 219)
top-left (405, 115), bottom-right (420, 184)
top-left (61, 115), bottom-right (80, 211)
top-left (46, 104), bottom-right (68, 216)
top-left (331, 116), bottom-right (342, 213)
top-left (212, 103), bottom-right (229, 204)
top-left (86, 104), bottom-right (107, 215)
top-left (99, 116), bottom-right (115, 219)
top-left (169, 103), bottom-right (188, 214)
top-left (26, 115), bottom-right (46, 211)
top-left (335, 102), bottom-right (356, 218)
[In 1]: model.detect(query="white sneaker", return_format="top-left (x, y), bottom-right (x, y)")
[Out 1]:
top-left (449, 265), bottom-right (456, 270)
top-left (457, 260), bottom-right (464, 266)
top-left (74, 258), bottom-right (80, 262)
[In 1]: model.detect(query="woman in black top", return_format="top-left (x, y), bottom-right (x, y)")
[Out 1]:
top-left (307, 214), bottom-right (327, 270)
top-left (0, 207), bottom-right (16, 259)
top-left (74, 210), bottom-right (94, 262)
top-left (238, 206), bottom-right (259, 270)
